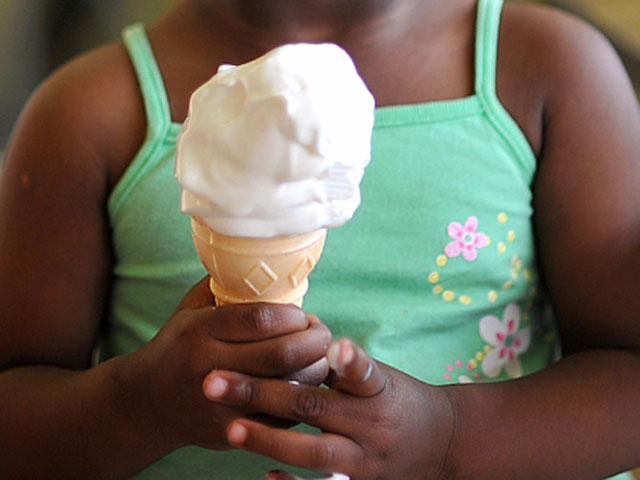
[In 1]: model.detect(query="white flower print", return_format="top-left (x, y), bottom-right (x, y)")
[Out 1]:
top-left (479, 302), bottom-right (531, 378)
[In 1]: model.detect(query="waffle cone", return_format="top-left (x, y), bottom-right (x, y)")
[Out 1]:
top-left (191, 217), bottom-right (327, 307)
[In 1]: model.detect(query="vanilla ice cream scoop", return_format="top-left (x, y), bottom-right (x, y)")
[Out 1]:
top-left (175, 43), bottom-right (375, 238)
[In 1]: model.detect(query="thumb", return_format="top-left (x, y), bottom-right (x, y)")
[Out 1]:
top-left (326, 338), bottom-right (385, 398)
top-left (176, 276), bottom-right (215, 310)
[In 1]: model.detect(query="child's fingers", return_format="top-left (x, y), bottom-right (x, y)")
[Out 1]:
top-left (282, 356), bottom-right (330, 386)
top-left (326, 338), bottom-right (385, 398)
top-left (227, 419), bottom-right (358, 475)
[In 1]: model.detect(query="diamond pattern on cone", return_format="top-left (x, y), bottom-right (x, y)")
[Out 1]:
top-left (289, 255), bottom-right (316, 288)
top-left (244, 261), bottom-right (279, 295)
top-left (191, 216), bottom-right (326, 306)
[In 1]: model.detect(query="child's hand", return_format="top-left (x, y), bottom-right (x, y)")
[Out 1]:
top-left (204, 338), bottom-right (454, 480)
top-left (115, 277), bottom-right (332, 452)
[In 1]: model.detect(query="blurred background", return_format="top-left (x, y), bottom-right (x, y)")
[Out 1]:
top-left (0, 0), bottom-right (177, 150)
top-left (0, 1), bottom-right (639, 477)
top-left (1, 0), bottom-right (639, 150)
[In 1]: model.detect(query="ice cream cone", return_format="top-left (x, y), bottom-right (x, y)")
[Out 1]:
top-left (191, 216), bottom-right (326, 307)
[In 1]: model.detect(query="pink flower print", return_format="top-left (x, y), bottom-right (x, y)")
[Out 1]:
top-left (444, 360), bottom-right (482, 384)
top-left (445, 216), bottom-right (488, 262)
top-left (479, 302), bottom-right (531, 378)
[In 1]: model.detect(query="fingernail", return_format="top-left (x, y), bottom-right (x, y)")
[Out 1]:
top-left (327, 342), bottom-right (341, 372)
top-left (327, 340), bottom-right (354, 372)
top-left (205, 376), bottom-right (228, 399)
top-left (228, 422), bottom-right (248, 445)
top-left (338, 341), bottom-right (355, 365)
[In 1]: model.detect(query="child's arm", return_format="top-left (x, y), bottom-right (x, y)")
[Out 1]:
top-left (0, 43), bottom-right (331, 478)
top-left (202, 7), bottom-right (640, 479)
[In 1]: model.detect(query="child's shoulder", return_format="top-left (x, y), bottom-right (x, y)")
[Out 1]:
top-left (10, 39), bottom-right (147, 184)
top-left (496, 1), bottom-right (631, 155)
top-left (502, 1), bottom-right (617, 62)
top-left (500, 0), bottom-right (625, 92)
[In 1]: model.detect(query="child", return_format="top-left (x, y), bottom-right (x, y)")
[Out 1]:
top-left (1, 0), bottom-right (639, 478)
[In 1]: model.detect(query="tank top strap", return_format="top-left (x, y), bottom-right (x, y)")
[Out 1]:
top-left (122, 23), bottom-right (172, 137)
top-left (473, 0), bottom-right (537, 174)
top-left (474, 0), bottom-right (504, 100)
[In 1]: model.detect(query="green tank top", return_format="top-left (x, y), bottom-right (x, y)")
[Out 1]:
top-left (105, 1), bottom-right (630, 478)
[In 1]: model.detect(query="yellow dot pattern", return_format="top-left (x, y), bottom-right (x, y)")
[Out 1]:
top-left (428, 212), bottom-right (536, 308)
top-left (442, 290), bottom-right (456, 302)
top-left (512, 256), bottom-right (523, 272)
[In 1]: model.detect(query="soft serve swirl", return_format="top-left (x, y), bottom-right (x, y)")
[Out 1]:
top-left (175, 43), bottom-right (375, 238)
